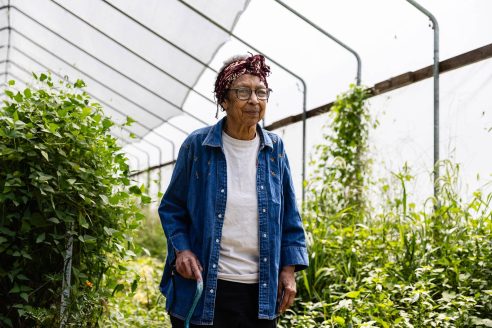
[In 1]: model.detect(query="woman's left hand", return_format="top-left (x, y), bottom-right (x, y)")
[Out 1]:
top-left (277, 266), bottom-right (296, 313)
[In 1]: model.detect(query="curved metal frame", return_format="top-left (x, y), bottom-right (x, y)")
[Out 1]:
top-left (6, 61), bottom-right (162, 184)
top-left (406, 0), bottom-right (440, 200)
top-left (274, 0), bottom-right (362, 85)
top-left (7, 37), bottom-right (178, 156)
top-left (6, 7), bottom-right (206, 128)
top-left (178, 0), bottom-right (309, 203)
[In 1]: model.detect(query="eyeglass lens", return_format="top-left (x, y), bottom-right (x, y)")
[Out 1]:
top-left (234, 88), bottom-right (270, 100)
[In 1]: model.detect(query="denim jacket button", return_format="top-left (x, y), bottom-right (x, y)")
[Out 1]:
top-left (215, 238), bottom-right (219, 243)
top-left (220, 189), bottom-right (224, 193)
top-left (218, 213), bottom-right (222, 218)
top-left (262, 208), bottom-right (266, 213)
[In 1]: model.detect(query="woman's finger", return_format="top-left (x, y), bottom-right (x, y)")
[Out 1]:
top-left (190, 259), bottom-right (203, 282)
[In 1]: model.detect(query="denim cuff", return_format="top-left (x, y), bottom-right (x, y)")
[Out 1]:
top-left (280, 246), bottom-right (309, 272)
top-left (170, 233), bottom-right (191, 252)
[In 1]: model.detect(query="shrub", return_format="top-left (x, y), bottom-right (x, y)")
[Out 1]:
top-left (0, 75), bottom-right (148, 327)
top-left (289, 85), bottom-right (492, 327)
top-left (101, 256), bottom-right (170, 327)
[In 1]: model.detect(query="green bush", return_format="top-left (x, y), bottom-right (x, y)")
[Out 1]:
top-left (286, 85), bottom-right (492, 327)
top-left (101, 256), bottom-right (170, 327)
top-left (0, 75), bottom-right (148, 327)
top-left (134, 207), bottom-right (167, 261)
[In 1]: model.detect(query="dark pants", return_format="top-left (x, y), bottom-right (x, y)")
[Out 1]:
top-left (170, 279), bottom-right (277, 328)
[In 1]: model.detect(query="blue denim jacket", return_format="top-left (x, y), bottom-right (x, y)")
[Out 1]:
top-left (159, 118), bottom-right (308, 325)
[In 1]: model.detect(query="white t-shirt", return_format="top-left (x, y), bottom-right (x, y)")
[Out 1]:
top-left (218, 131), bottom-right (260, 284)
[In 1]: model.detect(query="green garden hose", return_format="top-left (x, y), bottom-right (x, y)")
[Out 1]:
top-left (184, 279), bottom-right (203, 328)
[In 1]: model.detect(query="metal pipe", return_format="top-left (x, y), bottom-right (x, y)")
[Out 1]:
top-left (5, 19), bottom-right (189, 136)
top-left (139, 137), bottom-right (163, 188)
top-left (60, 223), bottom-right (73, 328)
top-left (274, 0), bottom-right (361, 85)
top-left (3, 1), bottom-right (11, 84)
top-left (124, 152), bottom-right (141, 172)
top-left (178, 0), bottom-right (309, 204)
top-left (8, 63), bottom-right (166, 186)
top-left (406, 0), bottom-right (440, 200)
top-left (46, 1), bottom-right (215, 118)
top-left (8, 7), bottom-right (209, 126)
top-left (99, 0), bottom-right (224, 104)
top-left (8, 47), bottom-right (178, 163)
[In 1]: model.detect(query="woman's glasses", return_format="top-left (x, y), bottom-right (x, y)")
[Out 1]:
top-left (229, 87), bottom-right (272, 101)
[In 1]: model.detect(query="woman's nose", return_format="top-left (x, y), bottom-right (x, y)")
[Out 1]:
top-left (248, 91), bottom-right (259, 104)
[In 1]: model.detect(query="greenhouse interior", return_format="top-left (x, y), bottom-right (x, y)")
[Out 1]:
top-left (1, 0), bottom-right (491, 327)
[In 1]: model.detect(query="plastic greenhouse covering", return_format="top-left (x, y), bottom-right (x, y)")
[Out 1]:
top-left (1, 0), bottom-right (491, 203)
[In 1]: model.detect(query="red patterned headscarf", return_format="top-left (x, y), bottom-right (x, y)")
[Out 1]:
top-left (214, 54), bottom-right (271, 115)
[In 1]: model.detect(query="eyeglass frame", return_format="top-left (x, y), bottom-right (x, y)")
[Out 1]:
top-left (228, 87), bottom-right (272, 101)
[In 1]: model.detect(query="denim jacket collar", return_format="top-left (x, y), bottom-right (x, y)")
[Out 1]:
top-left (202, 117), bottom-right (273, 150)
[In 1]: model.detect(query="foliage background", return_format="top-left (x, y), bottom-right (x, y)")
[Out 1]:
top-left (2, 75), bottom-right (491, 327)
top-left (0, 75), bottom-right (149, 327)
top-left (279, 86), bottom-right (492, 327)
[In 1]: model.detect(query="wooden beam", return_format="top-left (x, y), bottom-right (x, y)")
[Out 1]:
top-left (134, 43), bottom-right (492, 174)
top-left (265, 42), bottom-right (492, 131)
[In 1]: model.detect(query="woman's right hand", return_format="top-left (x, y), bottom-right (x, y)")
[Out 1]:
top-left (175, 250), bottom-right (203, 282)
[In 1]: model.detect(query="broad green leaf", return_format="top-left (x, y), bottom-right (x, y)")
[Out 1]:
top-left (8, 80), bottom-right (15, 86)
top-left (346, 290), bottom-right (360, 298)
top-left (129, 185), bottom-right (142, 195)
top-left (48, 217), bottom-right (60, 224)
top-left (83, 234), bottom-right (97, 243)
top-left (36, 233), bottom-right (45, 243)
top-left (23, 88), bottom-right (32, 98)
top-left (41, 151), bottom-right (49, 161)
top-left (333, 316), bottom-right (345, 325)
top-left (74, 79), bottom-right (86, 88)
top-left (124, 116), bottom-right (136, 126)
top-left (48, 123), bottom-right (59, 133)
top-left (102, 118), bottom-right (113, 130)
top-left (40, 73), bottom-right (47, 81)
top-left (79, 214), bottom-right (89, 229)
top-left (82, 107), bottom-right (92, 117)
top-left (14, 92), bottom-right (23, 102)
top-left (111, 284), bottom-right (124, 296)
top-left (9, 284), bottom-right (20, 293)
top-left (131, 279), bottom-right (139, 293)
top-left (20, 293), bottom-right (29, 303)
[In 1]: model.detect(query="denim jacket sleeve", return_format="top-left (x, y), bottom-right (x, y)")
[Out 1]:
top-left (279, 142), bottom-right (309, 272)
top-left (159, 140), bottom-right (192, 256)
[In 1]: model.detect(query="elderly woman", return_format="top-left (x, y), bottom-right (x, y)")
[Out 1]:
top-left (159, 54), bottom-right (308, 327)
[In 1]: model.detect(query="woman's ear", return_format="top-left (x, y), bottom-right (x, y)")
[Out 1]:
top-left (221, 100), bottom-right (228, 111)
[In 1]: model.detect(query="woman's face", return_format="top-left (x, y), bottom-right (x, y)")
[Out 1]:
top-left (221, 74), bottom-right (267, 130)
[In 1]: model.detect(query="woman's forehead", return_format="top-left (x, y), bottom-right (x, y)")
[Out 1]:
top-left (231, 74), bottom-right (265, 87)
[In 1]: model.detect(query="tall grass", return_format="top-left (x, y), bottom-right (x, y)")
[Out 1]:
top-left (283, 161), bottom-right (492, 327)
top-left (281, 86), bottom-right (492, 327)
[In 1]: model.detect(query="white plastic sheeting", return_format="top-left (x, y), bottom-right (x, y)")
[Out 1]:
top-left (2, 0), bottom-right (491, 201)
top-left (2, 0), bottom-right (250, 162)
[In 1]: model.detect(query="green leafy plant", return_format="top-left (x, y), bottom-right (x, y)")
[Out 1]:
top-left (0, 74), bottom-right (149, 327)
top-left (286, 84), bottom-right (492, 327)
top-left (101, 256), bottom-right (170, 327)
